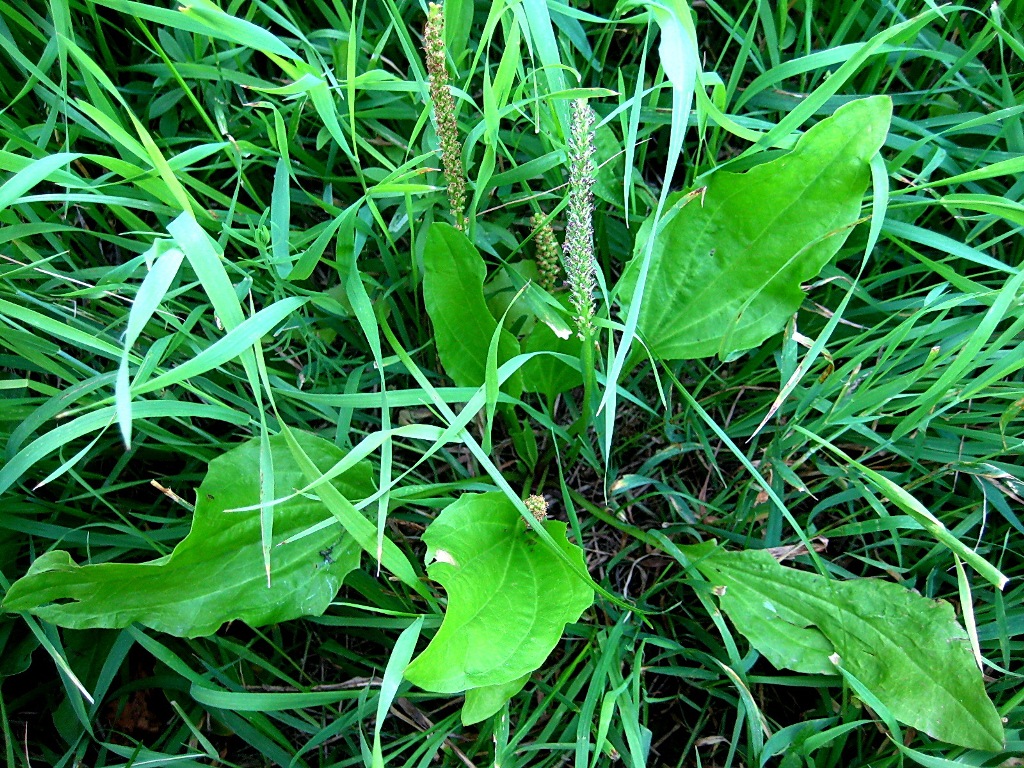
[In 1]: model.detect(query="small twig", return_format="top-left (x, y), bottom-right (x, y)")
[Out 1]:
top-left (150, 480), bottom-right (195, 512)
top-left (766, 536), bottom-right (829, 563)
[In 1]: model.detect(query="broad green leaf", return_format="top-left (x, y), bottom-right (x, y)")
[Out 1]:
top-left (692, 547), bottom-right (1004, 751)
top-left (462, 673), bottom-right (530, 726)
top-left (593, 123), bottom-right (626, 205)
top-left (2, 432), bottom-right (372, 638)
top-left (619, 96), bottom-right (892, 360)
top-left (521, 295), bottom-right (584, 400)
top-left (485, 263), bottom-right (581, 399)
top-left (488, 260), bottom-right (575, 341)
top-left (422, 222), bottom-right (522, 394)
top-left (404, 492), bottom-right (594, 696)
top-left (485, 260), bottom-right (539, 337)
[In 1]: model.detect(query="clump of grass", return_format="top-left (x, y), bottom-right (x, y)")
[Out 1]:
top-left (0, 1), bottom-right (1021, 767)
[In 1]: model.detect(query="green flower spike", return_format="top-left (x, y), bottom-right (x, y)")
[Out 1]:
top-left (531, 213), bottom-right (562, 292)
top-left (562, 99), bottom-right (597, 341)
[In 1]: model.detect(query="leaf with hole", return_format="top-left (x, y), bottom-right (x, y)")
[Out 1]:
top-left (404, 492), bottom-right (593, 719)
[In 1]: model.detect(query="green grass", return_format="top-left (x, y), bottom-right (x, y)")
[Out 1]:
top-left (1, 0), bottom-right (1023, 766)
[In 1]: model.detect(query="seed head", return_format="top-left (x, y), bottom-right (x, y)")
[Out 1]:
top-left (423, 3), bottom-right (468, 231)
top-left (562, 100), bottom-right (597, 340)
top-left (530, 213), bottom-right (561, 291)
top-left (525, 494), bottom-right (548, 524)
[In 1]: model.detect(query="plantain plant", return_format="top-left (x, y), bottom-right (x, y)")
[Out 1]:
top-left (0, 0), bottom-right (1014, 759)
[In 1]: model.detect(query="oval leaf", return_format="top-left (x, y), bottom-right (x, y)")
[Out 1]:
top-left (693, 547), bottom-right (1004, 751)
top-left (423, 222), bottom-right (523, 394)
top-left (2, 431), bottom-right (372, 637)
top-left (404, 492), bottom-right (594, 694)
top-left (619, 96), bottom-right (892, 360)
top-left (521, 296), bottom-right (584, 400)
top-left (484, 260), bottom-right (539, 337)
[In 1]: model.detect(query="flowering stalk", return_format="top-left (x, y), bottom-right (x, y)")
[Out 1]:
top-left (560, 100), bottom-right (602, 437)
top-left (423, 3), bottom-right (468, 231)
top-left (562, 99), bottom-right (597, 341)
top-left (531, 213), bottom-right (561, 291)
